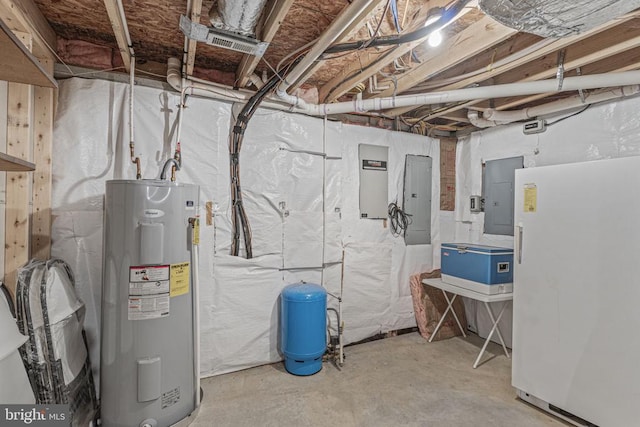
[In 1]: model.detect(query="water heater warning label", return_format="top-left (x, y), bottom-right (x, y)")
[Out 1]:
top-left (129, 265), bottom-right (171, 320)
top-left (130, 265), bottom-right (170, 282)
top-left (170, 262), bottom-right (190, 297)
top-left (161, 387), bottom-right (180, 409)
top-left (128, 295), bottom-right (169, 320)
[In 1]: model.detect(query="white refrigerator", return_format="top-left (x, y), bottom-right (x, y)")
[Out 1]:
top-left (512, 156), bottom-right (640, 427)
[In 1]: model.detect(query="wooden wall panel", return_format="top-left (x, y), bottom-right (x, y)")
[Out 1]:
top-left (31, 83), bottom-right (52, 260)
top-left (4, 82), bottom-right (32, 293)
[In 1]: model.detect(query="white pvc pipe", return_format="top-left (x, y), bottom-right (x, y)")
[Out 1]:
top-left (129, 57), bottom-right (134, 144)
top-left (167, 59), bottom-right (640, 119)
top-left (248, 73), bottom-right (265, 89)
top-left (481, 85), bottom-right (640, 124)
top-left (191, 228), bottom-right (200, 409)
top-left (167, 58), bottom-right (297, 112)
top-left (275, 0), bottom-right (377, 104)
top-left (307, 70), bottom-right (640, 115)
top-left (467, 110), bottom-right (510, 128)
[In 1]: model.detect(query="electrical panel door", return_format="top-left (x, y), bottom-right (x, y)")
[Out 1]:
top-left (403, 155), bottom-right (432, 245)
top-left (484, 156), bottom-right (523, 235)
top-left (359, 144), bottom-right (389, 219)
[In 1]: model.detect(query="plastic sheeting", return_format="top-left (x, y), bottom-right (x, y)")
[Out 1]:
top-left (479, 0), bottom-right (640, 37)
top-left (51, 78), bottom-right (441, 379)
top-left (453, 93), bottom-right (640, 346)
top-left (0, 286), bottom-right (34, 404)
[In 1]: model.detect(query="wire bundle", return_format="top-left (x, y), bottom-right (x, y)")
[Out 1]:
top-left (388, 202), bottom-right (411, 237)
top-left (229, 74), bottom-right (281, 258)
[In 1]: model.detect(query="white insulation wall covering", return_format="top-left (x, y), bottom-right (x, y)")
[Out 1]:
top-left (452, 94), bottom-right (640, 347)
top-left (51, 78), bottom-right (440, 379)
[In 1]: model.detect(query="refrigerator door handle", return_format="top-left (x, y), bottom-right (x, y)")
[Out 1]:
top-left (516, 224), bottom-right (523, 264)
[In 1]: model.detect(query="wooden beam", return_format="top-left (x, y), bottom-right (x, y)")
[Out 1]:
top-left (0, 19), bottom-right (56, 88)
top-left (185, 0), bottom-right (203, 76)
top-left (236, 0), bottom-right (295, 87)
top-left (31, 73), bottom-right (53, 261)
top-left (384, 10), bottom-right (640, 117)
top-left (103, 0), bottom-right (132, 71)
top-left (318, 0), bottom-right (459, 103)
top-left (287, 0), bottom-right (384, 91)
top-left (492, 47), bottom-right (640, 111)
top-left (4, 83), bottom-right (32, 293)
top-left (422, 24), bottom-right (640, 121)
top-left (0, 0), bottom-right (56, 60)
top-left (374, 16), bottom-right (517, 98)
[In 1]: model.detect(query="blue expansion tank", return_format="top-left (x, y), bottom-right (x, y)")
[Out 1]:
top-left (280, 283), bottom-right (327, 376)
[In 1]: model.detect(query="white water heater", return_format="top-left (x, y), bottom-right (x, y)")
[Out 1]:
top-left (101, 180), bottom-right (200, 427)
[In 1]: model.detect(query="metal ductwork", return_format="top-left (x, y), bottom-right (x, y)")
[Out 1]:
top-left (209, 0), bottom-right (269, 37)
top-left (479, 0), bottom-right (640, 37)
top-left (180, 0), bottom-right (269, 56)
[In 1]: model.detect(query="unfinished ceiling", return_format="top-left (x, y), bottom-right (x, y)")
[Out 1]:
top-left (30, 0), bottom-right (640, 133)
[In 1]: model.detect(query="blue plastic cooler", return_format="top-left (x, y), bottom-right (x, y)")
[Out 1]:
top-left (441, 243), bottom-right (513, 285)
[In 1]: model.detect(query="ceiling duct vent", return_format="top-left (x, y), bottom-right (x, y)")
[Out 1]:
top-left (479, 0), bottom-right (640, 38)
top-left (180, 15), bottom-right (269, 57)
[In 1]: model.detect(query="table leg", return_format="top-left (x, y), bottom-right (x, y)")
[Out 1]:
top-left (442, 291), bottom-right (467, 338)
top-left (473, 301), bottom-right (508, 369)
top-left (428, 290), bottom-right (466, 343)
top-left (484, 301), bottom-right (510, 358)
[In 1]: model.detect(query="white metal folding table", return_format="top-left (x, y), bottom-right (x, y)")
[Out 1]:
top-left (422, 278), bottom-right (513, 368)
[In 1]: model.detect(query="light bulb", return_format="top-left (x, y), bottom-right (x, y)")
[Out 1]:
top-left (428, 30), bottom-right (442, 48)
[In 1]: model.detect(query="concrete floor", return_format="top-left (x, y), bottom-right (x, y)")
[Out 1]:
top-left (192, 333), bottom-right (564, 427)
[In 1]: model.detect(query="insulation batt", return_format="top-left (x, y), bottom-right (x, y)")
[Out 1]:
top-left (50, 78), bottom-right (441, 380)
top-left (479, 0), bottom-right (640, 37)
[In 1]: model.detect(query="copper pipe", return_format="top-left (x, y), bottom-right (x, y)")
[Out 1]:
top-left (130, 142), bottom-right (141, 179)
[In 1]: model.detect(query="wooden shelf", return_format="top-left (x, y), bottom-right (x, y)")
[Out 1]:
top-left (0, 18), bottom-right (56, 88)
top-left (0, 152), bottom-right (35, 171)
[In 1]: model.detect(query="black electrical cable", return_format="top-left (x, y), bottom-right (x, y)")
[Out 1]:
top-left (545, 105), bottom-right (590, 126)
top-left (228, 60), bottom-right (302, 258)
top-left (322, 0), bottom-right (469, 55)
top-left (388, 202), bottom-right (411, 237)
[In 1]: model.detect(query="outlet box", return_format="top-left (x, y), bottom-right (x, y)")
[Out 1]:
top-left (523, 119), bottom-right (546, 135)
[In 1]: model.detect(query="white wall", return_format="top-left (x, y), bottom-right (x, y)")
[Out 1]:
top-left (451, 94), bottom-right (640, 345)
top-left (50, 78), bottom-right (441, 380)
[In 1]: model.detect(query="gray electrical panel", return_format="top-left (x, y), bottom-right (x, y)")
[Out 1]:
top-left (483, 156), bottom-right (523, 235)
top-left (359, 144), bottom-right (389, 219)
top-left (403, 155), bottom-right (432, 245)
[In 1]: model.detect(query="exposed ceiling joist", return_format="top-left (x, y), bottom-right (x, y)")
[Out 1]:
top-left (186, 0), bottom-right (203, 76)
top-left (384, 9), bottom-right (640, 118)
top-left (373, 15), bottom-right (517, 98)
top-left (236, 0), bottom-right (295, 87)
top-left (287, 0), bottom-right (386, 91)
top-left (103, 0), bottom-right (131, 71)
top-left (493, 44), bottom-right (640, 111)
top-left (317, 0), bottom-right (458, 103)
top-left (0, 0), bottom-right (55, 60)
